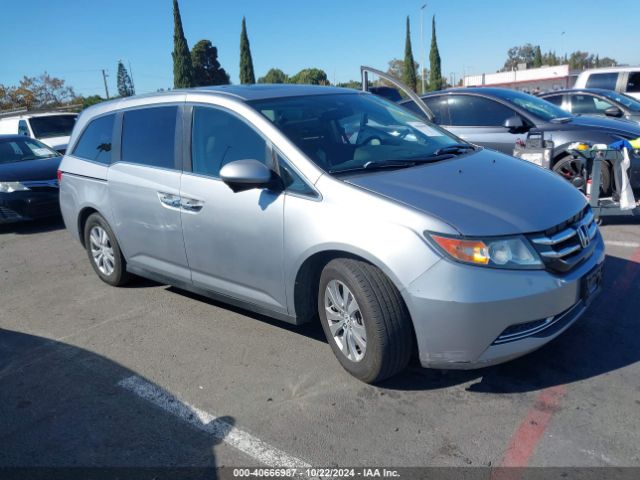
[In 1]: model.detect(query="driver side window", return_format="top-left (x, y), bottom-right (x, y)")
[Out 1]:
top-left (446, 95), bottom-right (516, 127)
top-left (191, 106), bottom-right (269, 178)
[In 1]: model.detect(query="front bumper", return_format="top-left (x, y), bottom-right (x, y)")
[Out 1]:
top-left (404, 231), bottom-right (605, 369)
top-left (0, 190), bottom-right (60, 224)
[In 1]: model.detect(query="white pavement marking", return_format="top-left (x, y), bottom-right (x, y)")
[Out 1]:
top-left (118, 375), bottom-right (312, 469)
top-left (604, 240), bottom-right (640, 248)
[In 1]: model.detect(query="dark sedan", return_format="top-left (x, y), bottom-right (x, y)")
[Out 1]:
top-left (540, 88), bottom-right (640, 125)
top-left (400, 88), bottom-right (640, 193)
top-left (0, 135), bottom-right (62, 224)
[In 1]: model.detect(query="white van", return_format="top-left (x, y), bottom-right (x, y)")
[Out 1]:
top-left (574, 67), bottom-right (640, 100)
top-left (0, 112), bottom-right (78, 153)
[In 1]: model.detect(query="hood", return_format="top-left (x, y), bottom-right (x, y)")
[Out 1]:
top-left (627, 114), bottom-right (640, 126)
top-left (0, 157), bottom-right (62, 182)
top-left (554, 115), bottom-right (640, 137)
top-left (38, 136), bottom-right (70, 151)
top-left (345, 149), bottom-right (587, 236)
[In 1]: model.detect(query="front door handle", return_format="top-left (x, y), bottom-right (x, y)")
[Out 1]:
top-left (181, 197), bottom-right (204, 212)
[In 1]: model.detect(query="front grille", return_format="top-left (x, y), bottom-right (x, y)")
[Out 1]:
top-left (527, 207), bottom-right (598, 273)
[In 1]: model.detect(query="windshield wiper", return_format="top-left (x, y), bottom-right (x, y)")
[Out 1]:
top-left (329, 154), bottom-right (456, 174)
top-left (550, 117), bottom-right (572, 123)
top-left (433, 144), bottom-right (476, 155)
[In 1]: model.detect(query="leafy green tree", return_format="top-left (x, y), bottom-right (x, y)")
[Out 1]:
top-left (289, 68), bottom-right (329, 85)
top-left (428, 15), bottom-right (442, 91)
top-left (502, 43), bottom-right (536, 71)
top-left (258, 68), bottom-right (288, 84)
top-left (335, 80), bottom-right (362, 90)
top-left (172, 0), bottom-right (194, 88)
top-left (402, 16), bottom-right (417, 92)
top-left (82, 95), bottom-right (105, 109)
top-left (1, 72), bottom-right (78, 110)
top-left (239, 17), bottom-right (255, 84)
top-left (503, 44), bottom-right (617, 71)
top-left (117, 61), bottom-right (135, 97)
top-left (533, 45), bottom-right (543, 68)
top-left (191, 40), bottom-right (230, 86)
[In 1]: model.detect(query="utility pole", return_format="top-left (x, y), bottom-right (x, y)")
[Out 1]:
top-left (101, 69), bottom-right (110, 99)
top-left (420, 3), bottom-right (427, 94)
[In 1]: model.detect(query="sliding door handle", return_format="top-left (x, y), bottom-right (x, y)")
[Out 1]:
top-left (158, 192), bottom-right (181, 209)
top-left (181, 197), bottom-right (204, 212)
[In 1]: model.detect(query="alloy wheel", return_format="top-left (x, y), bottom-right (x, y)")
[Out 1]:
top-left (324, 280), bottom-right (367, 362)
top-left (89, 225), bottom-right (115, 276)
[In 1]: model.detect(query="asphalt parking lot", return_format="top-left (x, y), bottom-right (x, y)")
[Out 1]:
top-left (1, 216), bottom-right (639, 474)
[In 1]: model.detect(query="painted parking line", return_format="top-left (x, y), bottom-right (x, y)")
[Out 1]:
top-left (493, 245), bottom-right (640, 478)
top-left (604, 240), bottom-right (640, 248)
top-left (493, 385), bottom-right (567, 477)
top-left (118, 375), bottom-right (311, 469)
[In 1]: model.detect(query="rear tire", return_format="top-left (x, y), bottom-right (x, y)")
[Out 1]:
top-left (553, 155), bottom-right (612, 196)
top-left (84, 213), bottom-right (130, 287)
top-left (318, 258), bottom-right (413, 383)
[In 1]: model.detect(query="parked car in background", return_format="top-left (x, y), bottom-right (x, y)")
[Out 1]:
top-left (573, 67), bottom-right (640, 100)
top-left (540, 88), bottom-right (640, 125)
top-left (0, 135), bottom-right (62, 224)
top-left (60, 85), bottom-right (603, 383)
top-left (0, 112), bottom-right (78, 154)
top-left (400, 88), bottom-right (640, 194)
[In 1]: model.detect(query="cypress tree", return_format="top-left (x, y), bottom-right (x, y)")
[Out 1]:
top-left (239, 17), bottom-right (256, 84)
top-left (117, 61), bottom-right (135, 97)
top-left (428, 15), bottom-right (442, 91)
top-left (533, 45), bottom-right (543, 68)
top-left (172, 0), bottom-right (194, 88)
top-left (402, 16), bottom-right (417, 92)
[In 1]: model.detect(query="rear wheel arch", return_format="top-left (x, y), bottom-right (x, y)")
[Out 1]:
top-left (77, 207), bottom-right (100, 248)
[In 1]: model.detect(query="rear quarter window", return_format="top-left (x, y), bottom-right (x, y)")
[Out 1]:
top-left (72, 114), bottom-right (115, 164)
top-left (585, 72), bottom-right (618, 90)
top-left (626, 72), bottom-right (640, 93)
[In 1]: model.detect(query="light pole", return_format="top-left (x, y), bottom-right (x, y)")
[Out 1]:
top-left (420, 3), bottom-right (427, 94)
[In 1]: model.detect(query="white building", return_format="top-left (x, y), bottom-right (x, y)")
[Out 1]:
top-left (463, 65), bottom-right (578, 93)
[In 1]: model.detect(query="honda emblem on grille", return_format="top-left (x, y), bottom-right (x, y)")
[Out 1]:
top-left (577, 224), bottom-right (590, 248)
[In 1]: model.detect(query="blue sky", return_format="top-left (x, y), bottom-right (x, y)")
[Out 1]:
top-left (1, 0), bottom-right (638, 97)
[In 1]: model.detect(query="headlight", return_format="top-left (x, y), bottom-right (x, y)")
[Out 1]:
top-left (426, 232), bottom-right (543, 269)
top-left (0, 182), bottom-right (30, 193)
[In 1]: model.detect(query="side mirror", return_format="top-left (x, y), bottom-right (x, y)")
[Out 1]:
top-left (220, 159), bottom-right (275, 193)
top-left (504, 115), bottom-right (525, 130)
top-left (604, 106), bottom-right (623, 118)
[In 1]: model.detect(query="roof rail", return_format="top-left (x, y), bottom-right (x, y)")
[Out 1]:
top-left (0, 103), bottom-right (83, 119)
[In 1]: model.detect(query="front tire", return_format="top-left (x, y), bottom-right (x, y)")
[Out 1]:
top-left (84, 213), bottom-right (130, 287)
top-left (318, 258), bottom-right (413, 383)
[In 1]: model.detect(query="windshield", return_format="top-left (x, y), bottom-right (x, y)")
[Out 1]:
top-left (599, 90), bottom-right (640, 112)
top-left (0, 137), bottom-right (61, 164)
top-left (249, 93), bottom-right (464, 174)
top-left (29, 114), bottom-right (77, 139)
top-left (499, 90), bottom-right (572, 121)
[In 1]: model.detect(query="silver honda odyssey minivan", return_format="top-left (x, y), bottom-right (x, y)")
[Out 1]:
top-left (59, 85), bottom-right (604, 383)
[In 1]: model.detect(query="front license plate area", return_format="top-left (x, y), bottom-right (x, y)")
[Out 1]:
top-left (581, 263), bottom-right (603, 305)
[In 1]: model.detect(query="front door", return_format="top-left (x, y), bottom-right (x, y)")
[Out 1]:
top-left (440, 94), bottom-right (526, 154)
top-left (179, 105), bottom-right (287, 313)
